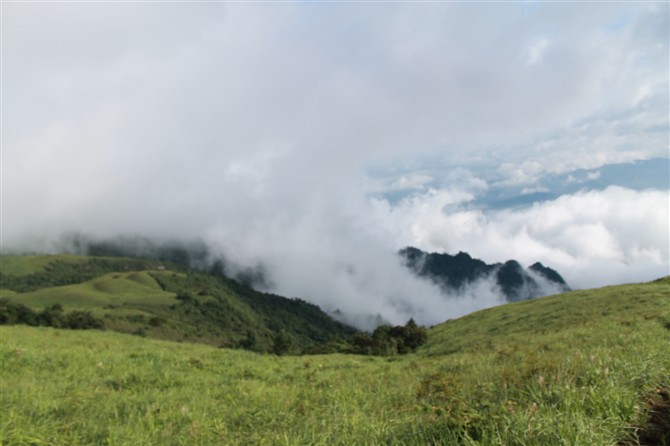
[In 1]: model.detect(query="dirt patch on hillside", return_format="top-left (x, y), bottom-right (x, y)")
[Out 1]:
top-left (626, 386), bottom-right (670, 446)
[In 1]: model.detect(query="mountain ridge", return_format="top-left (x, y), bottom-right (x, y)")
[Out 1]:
top-left (0, 254), bottom-right (357, 352)
top-left (399, 246), bottom-right (570, 301)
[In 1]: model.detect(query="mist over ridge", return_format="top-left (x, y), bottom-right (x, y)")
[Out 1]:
top-left (0, 230), bottom-right (626, 330)
top-left (3, 2), bottom-right (668, 328)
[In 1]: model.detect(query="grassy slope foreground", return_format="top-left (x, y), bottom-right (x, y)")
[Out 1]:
top-left (1, 279), bottom-right (669, 445)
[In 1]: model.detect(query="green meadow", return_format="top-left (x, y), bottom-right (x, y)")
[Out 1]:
top-left (0, 255), bottom-right (356, 350)
top-left (0, 255), bottom-right (90, 277)
top-left (2, 277), bottom-right (669, 445)
top-left (8, 271), bottom-right (177, 310)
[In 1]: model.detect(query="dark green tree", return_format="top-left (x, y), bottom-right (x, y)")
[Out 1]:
top-left (238, 331), bottom-right (261, 352)
top-left (271, 330), bottom-right (296, 356)
top-left (401, 318), bottom-right (427, 352)
top-left (63, 311), bottom-right (105, 330)
top-left (39, 303), bottom-right (64, 328)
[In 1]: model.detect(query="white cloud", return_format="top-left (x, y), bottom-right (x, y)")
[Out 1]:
top-left (389, 174), bottom-right (434, 191)
top-left (521, 186), bottom-right (550, 195)
top-left (587, 171), bottom-right (602, 181)
top-left (381, 187), bottom-right (669, 290)
top-left (2, 2), bottom-right (668, 327)
top-left (496, 161), bottom-right (546, 186)
top-left (523, 37), bottom-right (550, 66)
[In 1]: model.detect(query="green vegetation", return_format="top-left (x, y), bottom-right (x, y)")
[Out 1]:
top-left (0, 254), bottom-right (89, 277)
top-left (0, 255), bottom-right (171, 293)
top-left (1, 276), bottom-right (668, 445)
top-left (1, 255), bottom-right (356, 352)
top-left (0, 300), bottom-right (104, 329)
top-left (343, 318), bottom-right (427, 356)
top-left (423, 276), bottom-right (670, 357)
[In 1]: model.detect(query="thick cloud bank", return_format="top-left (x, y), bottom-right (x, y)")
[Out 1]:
top-left (372, 187), bottom-right (669, 291)
top-left (202, 185), bottom-right (669, 328)
top-left (3, 2), bottom-right (669, 327)
top-left (7, 185), bottom-right (666, 329)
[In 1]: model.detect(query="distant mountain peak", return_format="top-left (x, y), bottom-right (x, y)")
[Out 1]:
top-left (529, 262), bottom-right (568, 286)
top-left (400, 247), bottom-right (570, 301)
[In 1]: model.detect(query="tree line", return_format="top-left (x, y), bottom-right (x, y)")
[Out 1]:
top-left (267, 319), bottom-right (428, 356)
top-left (0, 299), bottom-right (104, 330)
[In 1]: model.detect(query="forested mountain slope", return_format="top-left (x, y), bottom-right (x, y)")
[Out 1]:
top-left (0, 254), bottom-right (356, 351)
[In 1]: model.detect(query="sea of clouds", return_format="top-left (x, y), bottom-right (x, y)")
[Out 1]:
top-left (4, 1), bottom-right (668, 328)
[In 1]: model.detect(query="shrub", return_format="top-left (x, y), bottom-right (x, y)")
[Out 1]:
top-left (149, 316), bottom-right (165, 327)
top-left (63, 311), bottom-right (105, 330)
top-left (38, 304), bottom-right (65, 328)
top-left (271, 330), bottom-right (296, 356)
top-left (133, 327), bottom-right (147, 337)
top-left (0, 299), bottom-right (39, 326)
top-left (0, 300), bottom-right (104, 330)
top-left (346, 319), bottom-right (428, 356)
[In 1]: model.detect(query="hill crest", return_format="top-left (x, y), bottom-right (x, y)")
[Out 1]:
top-left (0, 254), bottom-right (356, 352)
top-left (399, 246), bottom-right (570, 301)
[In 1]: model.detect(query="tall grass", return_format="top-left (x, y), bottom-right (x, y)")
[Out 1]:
top-left (2, 279), bottom-right (669, 445)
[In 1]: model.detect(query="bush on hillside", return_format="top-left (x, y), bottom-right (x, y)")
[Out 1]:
top-left (271, 330), bottom-right (297, 356)
top-left (345, 319), bottom-right (428, 356)
top-left (63, 311), bottom-right (105, 330)
top-left (237, 331), bottom-right (263, 352)
top-left (0, 299), bottom-right (38, 326)
top-left (0, 299), bottom-right (104, 330)
top-left (38, 303), bottom-right (65, 327)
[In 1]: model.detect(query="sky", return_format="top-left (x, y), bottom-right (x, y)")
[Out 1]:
top-left (2, 1), bottom-right (669, 328)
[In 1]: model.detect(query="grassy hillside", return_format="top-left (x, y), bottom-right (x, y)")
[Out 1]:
top-left (8, 271), bottom-right (176, 309)
top-left (0, 254), bottom-right (90, 277)
top-left (0, 255), bottom-right (173, 293)
top-left (423, 276), bottom-right (670, 356)
top-left (1, 278), bottom-right (669, 445)
top-left (0, 255), bottom-right (356, 351)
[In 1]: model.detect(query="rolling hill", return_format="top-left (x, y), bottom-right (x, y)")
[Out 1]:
top-left (0, 254), bottom-right (356, 351)
top-left (1, 274), bottom-right (668, 445)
